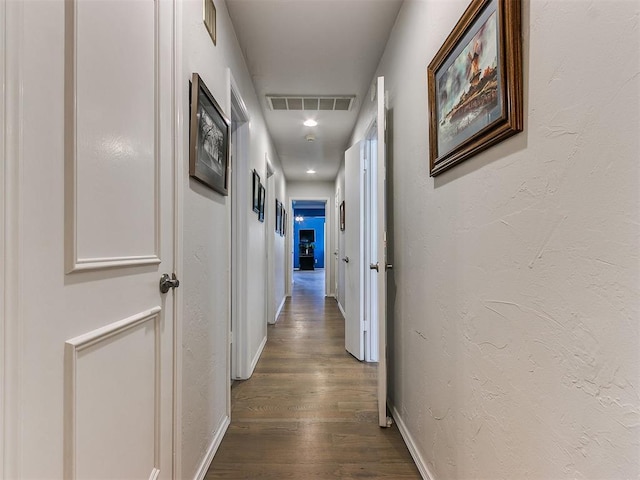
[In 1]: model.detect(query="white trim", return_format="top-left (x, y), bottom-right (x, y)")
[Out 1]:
top-left (192, 415), bottom-right (230, 480)
top-left (0, 0), bottom-right (6, 473)
top-left (273, 295), bottom-right (287, 323)
top-left (265, 165), bottom-right (275, 326)
top-left (171, 0), bottom-right (183, 476)
top-left (337, 300), bottom-right (346, 319)
top-left (390, 404), bottom-right (434, 480)
top-left (64, 308), bottom-right (163, 480)
top-left (3, 1), bottom-right (22, 476)
top-left (228, 70), bottom-right (250, 382)
top-left (248, 334), bottom-right (267, 378)
top-left (64, 0), bottom-right (161, 274)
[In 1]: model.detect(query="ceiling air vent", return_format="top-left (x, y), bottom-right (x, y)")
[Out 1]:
top-left (267, 95), bottom-right (355, 112)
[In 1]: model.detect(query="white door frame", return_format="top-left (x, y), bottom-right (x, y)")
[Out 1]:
top-left (2, 1), bottom-right (19, 475)
top-left (228, 71), bottom-right (250, 380)
top-left (364, 119), bottom-right (379, 362)
top-left (334, 188), bottom-right (340, 297)
top-left (172, 1), bottom-right (185, 474)
top-left (286, 196), bottom-right (331, 297)
top-left (264, 156), bottom-right (276, 324)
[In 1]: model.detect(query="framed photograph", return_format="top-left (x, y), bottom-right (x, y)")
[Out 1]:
top-left (339, 201), bottom-right (345, 231)
top-left (203, 0), bottom-right (217, 46)
top-left (252, 170), bottom-right (260, 213)
top-left (258, 183), bottom-right (265, 222)
top-left (282, 209), bottom-right (287, 236)
top-left (189, 73), bottom-right (230, 194)
top-left (427, 0), bottom-right (522, 176)
top-left (275, 200), bottom-right (282, 234)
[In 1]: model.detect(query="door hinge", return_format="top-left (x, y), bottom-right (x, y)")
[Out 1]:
top-left (362, 319), bottom-right (369, 332)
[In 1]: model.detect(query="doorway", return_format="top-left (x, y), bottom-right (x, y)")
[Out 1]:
top-left (230, 75), bottom-right (249, 380)
top-left (289, 199), bottom-right (329, 298)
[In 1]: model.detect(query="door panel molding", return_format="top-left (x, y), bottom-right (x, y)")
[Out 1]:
top-left (64, 307), bottom-right (162, 480)
top-left (2, 1), bottom-right (24, 476)
top-left (64, 0), bottom-right (161, 273)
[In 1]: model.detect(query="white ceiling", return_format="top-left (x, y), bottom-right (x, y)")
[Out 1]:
top-left (226, 0), bottom-right (403, 181)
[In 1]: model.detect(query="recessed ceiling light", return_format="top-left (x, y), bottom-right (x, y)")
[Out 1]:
top-left (306, 169), bottom-right (316, 174)
top-left (303, 119), bottom-right (318, 127)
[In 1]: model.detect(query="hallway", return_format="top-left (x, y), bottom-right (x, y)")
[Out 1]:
top-left (206, 271), bottom-right (420, 479)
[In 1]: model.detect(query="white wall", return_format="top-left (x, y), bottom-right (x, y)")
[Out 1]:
top-left (287, 181), bottom-right (336, 297)
top-left (348, 0), bottom-right (640, 478)
top-left (179, 0), bottom-right (285, 477)
top-left (273, 178), bottom-right (288, 320)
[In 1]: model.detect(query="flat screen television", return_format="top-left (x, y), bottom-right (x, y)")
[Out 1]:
top-left (299, 229), bottom-right (315, 244)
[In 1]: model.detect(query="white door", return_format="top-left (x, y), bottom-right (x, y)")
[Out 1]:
top-left (374, 76), bottom-right (389, 427)
top-left (344, 141), bottom-right (364, 360)
top-left (3, 1), bottom-right (176, 478)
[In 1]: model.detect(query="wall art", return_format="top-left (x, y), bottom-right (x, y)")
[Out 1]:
top-left (189, 73), bottom-right (230, 194)
top-left (427, 0), bottom-right (522, 176)
top-left (252, 170), bottom-right (260, 213)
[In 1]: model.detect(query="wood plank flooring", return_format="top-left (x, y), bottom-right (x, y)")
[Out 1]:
top-left (206, 270), bottom-right (420, 479)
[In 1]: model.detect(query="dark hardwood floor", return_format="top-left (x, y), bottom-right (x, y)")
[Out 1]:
top-left (206, 270), bottom-right (421, 479)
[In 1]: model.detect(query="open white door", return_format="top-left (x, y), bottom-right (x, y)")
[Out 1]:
top-left (3, 1), bottom-right (177, 477)
top-left (344, 141), bottom-right (364, 360)
top-left (374, 76), bottom-right (389, 427)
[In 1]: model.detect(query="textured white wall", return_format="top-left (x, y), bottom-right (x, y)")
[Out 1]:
top-left (287, 181), bottom-right (337, 296)
top-left (273, 178), bottom-right (287, 320)
top-left (349, 0), bottom-right (640, 478)
top-left (180, 0), bottom-right (284, 477)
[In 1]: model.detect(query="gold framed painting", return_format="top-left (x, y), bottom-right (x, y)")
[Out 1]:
top-left (427, 0), bottom-right (523, 176)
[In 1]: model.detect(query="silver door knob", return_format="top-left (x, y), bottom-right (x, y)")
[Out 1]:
top-left (385, 263), bottom-right (393, 271)
top-left (160, 273), bottom-right (180, 294)
top-left (370, 263), bottom-right (379, 271)
top-left (342, 257), bottom-right (349, 263)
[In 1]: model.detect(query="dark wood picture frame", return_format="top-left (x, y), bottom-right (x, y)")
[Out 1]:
top-left (282, 209), bottom-right (287, 236)
top-left (258, 183), bottom-right (265, 222)
top-left (427, 0), bottom-right (522, 176)
top-left (339, 201), bottom-right (345, 231)
top-left (252, 170), bottom-right (260, 213)
top-left (203, 0), bottom-right (217, 46)
top-left (275, 200), bottom-right (282, 234)
top-left (189, 73), bottom-right (230, 194)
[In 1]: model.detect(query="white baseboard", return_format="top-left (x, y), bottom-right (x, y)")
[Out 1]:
top-left (337, 300), bottom-right (346, 319)
top-left (390, 404), bottom-right (434, 480)
top-left (248, 334), bottom-right (267, 377)
top-left (193, 414), bottom-right (231, 480)
top-left (273, 296), bottom-right (287, 322)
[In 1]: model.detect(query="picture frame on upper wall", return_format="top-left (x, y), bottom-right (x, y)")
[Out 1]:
top-left (258, 183), bottom-right (266, 223)
top-left (427, 0), bottom-right (523, 176)
top-left (189, 73), bottom-right (230, 194)
top-left (203, 0), bottom-right (217, 46)
top-left (252, 170), bottom-right (261, 213)
top-left (339, 201), bottom-right (345, 231)
top-left (275, 200), bottom-right (282, 234)
top-left (282, 209), bottom-right (287, 236)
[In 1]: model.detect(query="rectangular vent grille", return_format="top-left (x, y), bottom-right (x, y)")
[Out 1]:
top-left (267, 95), bottom-right (355, 111)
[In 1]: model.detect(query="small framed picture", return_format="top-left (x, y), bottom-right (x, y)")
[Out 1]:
top-left (282, 209), bottom-right (287, 236)
top-left (258, 183), bottom-right (266, 222)
top-left (203, 0), bottom-right (217, 46)
top-left (339, 201), bottom-right (345, 231)
top-left (275, 200), bottom-right (282, 234)
top-left (252, 170), bottom-right (260, 213)
top-left (189, 73), bottom-right (230, 195)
